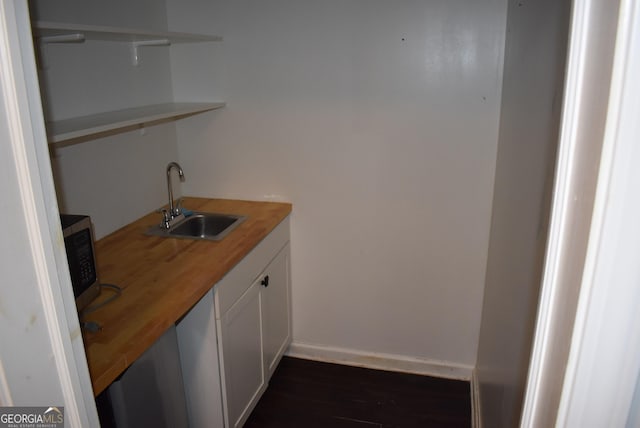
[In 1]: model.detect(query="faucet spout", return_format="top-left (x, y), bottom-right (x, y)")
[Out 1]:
top-left (166, 162), bottom-right (185, 218)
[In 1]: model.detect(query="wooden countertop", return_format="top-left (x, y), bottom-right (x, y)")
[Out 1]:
top-left (84, 197), bottom-right (292, 396)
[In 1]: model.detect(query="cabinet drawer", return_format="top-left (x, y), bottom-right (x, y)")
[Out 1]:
top-left (215, 216), bottom-right (289, 317)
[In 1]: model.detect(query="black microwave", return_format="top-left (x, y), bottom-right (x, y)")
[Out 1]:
top-left (60, 214), bottom-right (100, 312)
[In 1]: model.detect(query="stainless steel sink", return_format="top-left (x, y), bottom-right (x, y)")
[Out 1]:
top-left (147, 212), bottom-right (246, 241)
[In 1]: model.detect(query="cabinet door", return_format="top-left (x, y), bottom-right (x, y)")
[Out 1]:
top-left (219, 280), bottom-right (265, 428)
top-left (261, 244), bottom-right (291, 378)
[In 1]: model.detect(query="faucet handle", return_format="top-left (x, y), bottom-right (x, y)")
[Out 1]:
top-left (174, 198), bottom-right (184, 216)
top-left (160, 208), bottom-right (171, 229)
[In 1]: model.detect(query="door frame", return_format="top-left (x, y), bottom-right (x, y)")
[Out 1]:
top-left (522, 0), bottom-right (640, 425)
top-left (0, 1), bottom-right (98, 425)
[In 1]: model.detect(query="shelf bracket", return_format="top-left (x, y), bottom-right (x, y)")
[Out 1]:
top-left (131, 39), bottom-right (170, 66)
top-left (36, 33), bottom-right (86, 70)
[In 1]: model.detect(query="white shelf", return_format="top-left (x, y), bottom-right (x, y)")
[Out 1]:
top-left (33, 22), bottom-right (225, 144)
top-left (33, 21), bottom-right (222, 43)
top-left (47, 102), bottom-right (225, 144)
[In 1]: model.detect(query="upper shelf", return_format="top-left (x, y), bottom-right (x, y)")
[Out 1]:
top-left (33, 23), bottom-right (225, 144)
top-left (47, 102), bottom-right (225, 145)
top-left (32, 21), bottom-right (222, 43)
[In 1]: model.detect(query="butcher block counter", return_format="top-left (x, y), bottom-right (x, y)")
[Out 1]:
top-left (84, 197), bottom-right (292, 396)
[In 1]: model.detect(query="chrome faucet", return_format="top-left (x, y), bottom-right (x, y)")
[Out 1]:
top-left (162, 162), bottom-right (185, 229)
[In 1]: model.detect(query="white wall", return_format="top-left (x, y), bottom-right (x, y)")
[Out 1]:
top-left (28, 0), bottom-right (168, 30)
top-left (474, 0), bottom-right (571, 426)
top-left (49, 127), bottom-right (179, 239)
top-left (29, 0), bottom-right (180, 239)
top-left (167, 0), bottom-right (507, 367)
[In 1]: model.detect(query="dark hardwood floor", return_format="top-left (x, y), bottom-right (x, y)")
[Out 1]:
top-left (245, 357), bottom-right (471, 428)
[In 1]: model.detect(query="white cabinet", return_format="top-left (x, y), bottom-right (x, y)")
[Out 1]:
top-left (217, 243), bottom-right (291, 427)
top-left (218, 278), bottom-right (265, 428)
top-left (177, 217), bottom-right (291, 428)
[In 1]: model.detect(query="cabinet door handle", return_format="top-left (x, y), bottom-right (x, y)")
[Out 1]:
top-left (261, 275), bottom-right (270, 287)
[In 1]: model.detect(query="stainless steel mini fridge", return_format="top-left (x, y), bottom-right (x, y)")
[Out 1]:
top-left (102, 325), bottom-right (188, 428)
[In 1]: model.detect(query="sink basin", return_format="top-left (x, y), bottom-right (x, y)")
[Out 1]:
top-left (170, 213), bottom-right (245, 240)
top-left (147, 212), bottom-right (246, 241)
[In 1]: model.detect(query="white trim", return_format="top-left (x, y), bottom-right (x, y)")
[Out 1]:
top-left (556, 0), bottom-right (640, 425)
top-left (286, 342), bottom-right (473, 381)
top-left (1, 21), bottom-right (81, 428)
top-left (0, 2), bottom-right (97, 425)
top-left (520, 0), bottom-right (625, 424)
top-left (0, 2), bottom-right (80, 423)
top-left (471, 369), bottom-right (482, 428)
top-left (0, 360), bottom-right (11, 406)
top-left (520, 0), bottom-right (595, 424)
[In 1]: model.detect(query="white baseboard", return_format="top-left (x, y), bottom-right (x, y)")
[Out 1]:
top-left (286, 341), bottom-right (473, 381)
top-left (471, 369), bottom-right (482, 428)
